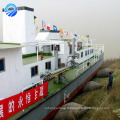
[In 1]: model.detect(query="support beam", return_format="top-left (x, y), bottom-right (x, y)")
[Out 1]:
top-left (37, 46), bottom-right (39, 62)
top-left (54, 46), bottom-right (58, 70)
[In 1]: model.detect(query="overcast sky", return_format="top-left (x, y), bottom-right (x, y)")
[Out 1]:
top-left (0, 0), bottom-right (120, 59)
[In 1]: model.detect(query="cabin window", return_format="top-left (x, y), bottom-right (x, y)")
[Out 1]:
top-left (90, 49), bottom-right (91, 54)
top-left (56, 45), bottom-right (60, 51)
top-left (90, 49), bottom-right (92, 54)
top-left (85, 51), bottom-right (87, 56)
top-left (90, 49), bottom-right (93, 54)
top-left (69, 45), bottom-right (72, 55)
top-left (31, 66), bottom-right (38, 77)
top-left (88, 50), bottom-right (89, 55)
top-left (0, 58), bottom-right (5, 72)
top-left (92, 49), bottom-right (93, 53)
top-left (58, 58), bottom-right (61, 68)
top-left (81, 52), bottom-right (83, 58)
top-left (77, 42), bottom-right (82, 51)
top-left (51, 45), bottom-right (54, 51)
top-left (46, 61), bottom-right (51, 70)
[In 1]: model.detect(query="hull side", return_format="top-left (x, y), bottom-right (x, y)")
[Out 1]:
top-left (16, 54), bottom-right (104, 120)
top-left (43, 64), bottom-right (101, 120)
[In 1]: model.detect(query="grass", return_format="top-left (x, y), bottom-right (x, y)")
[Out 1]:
top-left (0, 43), bottom-right (21, 45)
top-left (72, 58), bottom-right (120, 120)
top-left (22, 52), bottom-right (52, 58)
top-left (48, 79), bottom-right (66, 95)
top-left (101, 58), bottom-right (119, 69)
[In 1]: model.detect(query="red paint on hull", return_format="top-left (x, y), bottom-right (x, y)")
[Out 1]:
top-left (43, 66), bottom-right (101, 120)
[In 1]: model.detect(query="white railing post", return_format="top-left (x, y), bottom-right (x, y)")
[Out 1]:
top-left (83, 62), bottom-right (84, 70)
top-left (92, 44), bottom-right (104, 63)
top-left (37, 45), bottom-right (39, 62)
top-left (77, 69), bottom-right (79, 75)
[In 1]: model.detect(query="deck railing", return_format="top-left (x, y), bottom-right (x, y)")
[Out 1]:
top-left (76, 44), bottom-right (104, 76)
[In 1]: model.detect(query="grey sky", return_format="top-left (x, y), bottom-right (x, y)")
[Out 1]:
top-left (0, 0), bottom-right (120, 59)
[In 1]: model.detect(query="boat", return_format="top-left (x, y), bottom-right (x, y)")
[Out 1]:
top-left (0, 6), bottom-right (104, 120)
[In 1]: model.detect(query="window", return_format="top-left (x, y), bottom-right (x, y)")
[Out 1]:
top-left (85, 51), bottom-right (87, 56)
top-left (90, 49), bottom-right (93, 54)
top-left (51, 45), bottom-right (54, 51)
top-left (69, 45), bottom-right (72, 55)
top-left (88, 50), bottom-right (89, 55)
top-left (77, 42), bottom-right (82, 51)
top-left (81, 52), bottom-right (83, 58)
top-left (31, 66), bottom-right (38, 77)
top-left (0, 58), bottom-right (5, 72)
top-left (46, 61), bottom-right (51, 70)
top-left (58, 58), bottom-right (61, 68)
top-left (92, 49), bottom-right (93, 53)
top-left (56, 45), bottom-right (60, 51)
top-left (91, 49), bottom-right (93, 54)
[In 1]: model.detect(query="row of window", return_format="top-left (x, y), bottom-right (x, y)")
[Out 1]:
top-left (0, 58), bottom-right (52, 77)
top-left (51, 44), bottom-right (93, 57)
top-left (31, 61), bottom-right (52, 77)
top-left (0, 49), bottom-right (93, 76)
top-left (86, 49), bottom-right (93, 56)
top-left (52, 42), bottom-right (82, 52)
top-left (31, 49), bottom-right (93, 77)
top-left (31, 58), bottom-right (62, 77)
top-left (0, 58), bottom-right (57, 78)
top-left (52, 44), bottom-right (73, 55)
top-left (51, 45), bottom-right (60, 51)
top-left (81, 49), bottom-right (93, 58)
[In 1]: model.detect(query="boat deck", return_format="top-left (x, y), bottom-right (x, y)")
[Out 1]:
top-left (48, 56), bottom-right (95, 95)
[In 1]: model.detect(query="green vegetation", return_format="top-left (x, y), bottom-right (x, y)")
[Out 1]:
top-left (8, 79), bottom-right (67, 120)
top-left (48, 79), bottom-right (66, 95)
top-left (22, 53), bottom-right (39, 58)
top-left (0, 43), bottom-right (21, 45)
top-left (22, 54), bottom-right (53, 65)
top-left (42, 53), bottom-right (52, 56)
top-left (72, 59), bottom-right (120, 120)
top-left (61, 39), bottom-right (72, 41)
top-left (22, 52), bottom-right (52, 58)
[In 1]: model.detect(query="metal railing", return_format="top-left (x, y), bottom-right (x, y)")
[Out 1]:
top-left (76, 44), bottom-right (104, 76)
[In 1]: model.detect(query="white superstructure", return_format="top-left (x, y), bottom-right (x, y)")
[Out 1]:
top-left (0, 42), bottom-right (94, 99)
top-left (0, 6), bottom-right (95, 99)
top-left (2, 6), bottom-right (35, 54)
top-left (36, 30), bottom-right (60, 41)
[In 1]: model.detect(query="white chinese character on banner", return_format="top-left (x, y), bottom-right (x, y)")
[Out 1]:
top-left (18, 96), bottom-right (23, 108)
top-left (0, 105), bottom-right (4, 118)
top-left (40, 86), bottom-right (44, 96)
top-left (35, 90), bottom-right (38, 100)
top-left (8, 100), bottom-right (14, 113)
top-left (26, 93), bottom-right (31, 104)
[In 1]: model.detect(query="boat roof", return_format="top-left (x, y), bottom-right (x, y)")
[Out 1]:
top-left (0, 43), bottom-right (23, 50)
top-left (0, 41), bottom-right (64, 50)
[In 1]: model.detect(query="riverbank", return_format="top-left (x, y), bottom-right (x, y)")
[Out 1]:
top-left (72, 59), bottom-right (120, 120)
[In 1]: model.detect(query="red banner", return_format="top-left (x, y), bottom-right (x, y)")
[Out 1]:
top-left (0, 81), bottom-right (48, 120)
